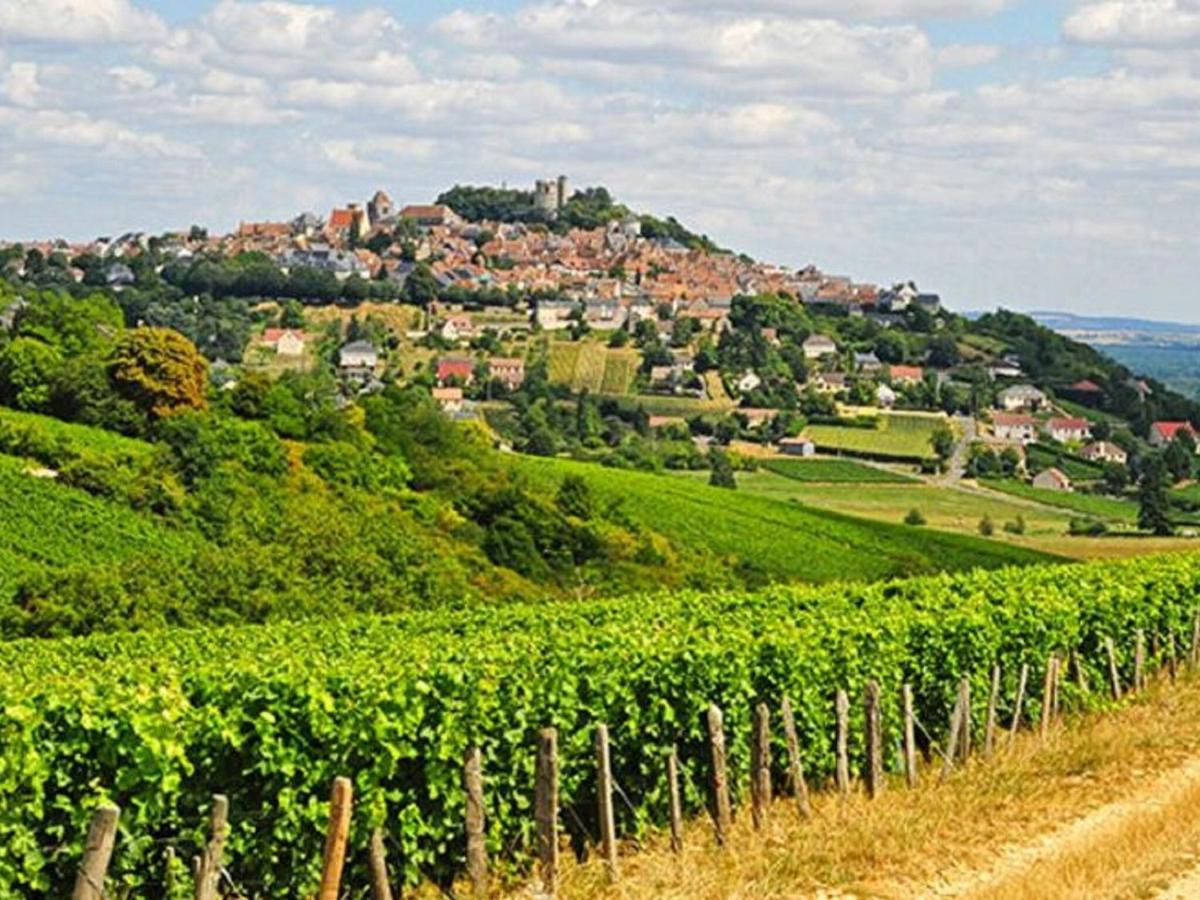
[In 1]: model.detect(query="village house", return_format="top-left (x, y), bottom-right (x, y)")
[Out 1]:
top-left (440, 313), bottom-right (476, 342)
top-left (1080, 441), bottom-right (1128, 466)
top-left (1149, 421), bottom-right (1198, 449)
top-left (812, 372), bottom-right (848, 394)
top-left (889, 364), bottom-right (924, 385)
top-left (854, 352), bottom-right (883, 375)
top-left (992, 413), bottom-right (1038, 445)
top-left (802, 334), bottom-right (838, 360)
top-left (736, 371), bottom-right (762, 394)
top-left (997, 384), bottom-right (1048, 412)
top-left (488, 357), bottom-right (526, 390)
top-left (400, 204), bottom-right (463, 228)
top-left (431, 386), bottom-right (465, 413)
top-left (338, 340), bottom-right (379, 384)
top-left (876, 383), bottom-right (897, 409)
top-left (263, 328), bottom-right (310, 356)
top-left (436, 357), bottom-right (475, 386)
top-left (1033, 468), bottom-right (1072, 492)
top-left (534, 300), bottom-right (578, 331)
top-left (1045, 417), bottom-right (1092, 444)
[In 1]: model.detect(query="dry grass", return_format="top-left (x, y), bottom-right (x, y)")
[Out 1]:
top-left (529, 675), bottom-right (1200, 900)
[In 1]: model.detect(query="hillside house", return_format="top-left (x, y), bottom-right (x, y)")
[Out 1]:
top-left (737, 371), bottom-right (763, 393)
top-left (488, 357), bottom-right (526, 389)
top-left (855, 352), bottom-right (883, 375)
top-left (992, 413), bottom-right (1037, 445)
top-left (440, 314), bottom-right (476, 342)
top-left (1033, 468), bottom-right (1072, 492)
top-left (997, 384), bottom-right (1047, 412)
top-left (535, 300), bottom-right (577, 331)
top-left (1150, 421), bottom-right (1198, 449)
top-left (779, 437), bottom-right (816, 457)
top-left (876, 383), bottom-right (897, 409)
top-left (1068, 379), bottom-right (1103, 396)
top-left (1046, 417), bottom-right (1092, 444)
top-left (399, 205), bottom-right (462, 228)
top-left (802, 334), bottom-right (838, 360)
top-left (813, 372), bottom-right (848, 394)
top-left (263, 328), bottom-right (310, 356)
top-left (338, 341), bottom-right (378, 384)
top-left (437, 357), bottom-right (475, 386)
top-left (432, 386), bottom-right (464, 413)
top-left (889, 364), bottom-right (924, 385)
top-left (1080, 441), bottom-right (1128, 465)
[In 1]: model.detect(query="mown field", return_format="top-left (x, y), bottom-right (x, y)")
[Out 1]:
top-left (981, 478), bottom-right (1139, 523)
top-left (513, 456), bottom-right (1056, 583)
top-left (3, 552), bottom-right (1198, 896)
top-left (761, 457), bottom-right (918, 484)
top-left (805, 413), bottom-right (944, 462)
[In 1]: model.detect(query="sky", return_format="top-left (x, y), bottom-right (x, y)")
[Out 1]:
top-left (2, 0), bottom-right (1200, 321)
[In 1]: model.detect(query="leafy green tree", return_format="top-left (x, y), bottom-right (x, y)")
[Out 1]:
top-left (931, 423), bottom-right (956, 469)
top-left (1138, 454), bottom-right (1174, 535)
top-left (15, 289), bottom-right (123, 356)
top-left (708, 449), bottom-right (737, 489)
top-left (403, 263), bottom-right (440, 307)
top-left (1165, 433), bottom-right (1196, 484)
top-left (0, 337), bottom-right (62, 411)
top-left (109, 327), bottom-right (209, 419)
top-left (556, 474), bottom-right (596, 520)
top-left (279, 300), bottom-right (306, 330)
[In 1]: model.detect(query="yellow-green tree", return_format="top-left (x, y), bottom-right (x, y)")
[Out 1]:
top-left (109, 327), bottom-right (208, 418)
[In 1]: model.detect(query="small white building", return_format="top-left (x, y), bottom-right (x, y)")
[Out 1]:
top-left (876, 383), bottom-right (897, 409)
top-left (338, 340), bottom-right (379, 384)
top-left (1045, 417), bottom-right (1091, 444)
top-left (997, 384), bottom-right (1047, 412)
top-left (992, 413), bottom-right (1037, 445)
top-left (802, 334), bottom-right (838, 360)
top-left (1080, 441), bottom-right (1128, 466)
top-left (1033, 467), bottom-right (1072, 492)
top-left (778, 437), bottom-right (816, 457)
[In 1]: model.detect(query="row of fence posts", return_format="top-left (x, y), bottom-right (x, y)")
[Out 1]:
top-left (73, 617), bottom-right (1200, 899)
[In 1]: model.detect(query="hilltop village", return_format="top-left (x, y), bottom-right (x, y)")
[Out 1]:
top-left (3, 179), bottom-right (1200, 531)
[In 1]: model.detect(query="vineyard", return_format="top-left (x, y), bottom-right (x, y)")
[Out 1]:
top-left (2, 552), bottom-right (1199, 895)
top-left (760, 458), bottom-right (917, 484)
top-left (805, 413), bottom-right (944, 462)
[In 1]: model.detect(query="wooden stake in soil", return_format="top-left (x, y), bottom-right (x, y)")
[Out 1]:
top-left (1135, 630), bottom-right (1146, 692)
top-left (667, 746), bottom-right (684, 853)
top-left (901, 684), bottom-right (918, 788)
top-left (835, 689), bottom-right (851, 797)
top-left (535, 728), bottom-right (560, 895)
top-left (863, 681), bottom-right (884, 799)
top-left (780, 697), bottom-right (812, 818)
top-left (750, 703), bottom-right (772, 829)
top-left (368, 829), bottom-right (394, 900)
top-left (194, 794), bottom-right (228, 900)
top-left (1040, 656), bottom-right (1057, 739)
top-left (1191, 611), bottom-right (1200, 668)
top-left (984, 664), bottom-right (1001, 757)
top-left (463, 746), bottom-right (488, 897)
top-left (595, 724), bottom-right (620, 882)
top-left (941, 684), bottom-right (965, 781)
top-left (1010, 663), bottom-right (1029, 744)
top-left (1106, 637), bottom-right (1122, 701)
top-left (706, 705), bottom-right (732, 845)
top-left (956, 677), bottom-right (971, 762)
top-left (318, 777), bottom-right (353, 900)
top-left (73, 804), bottom-right (120, 900)
top-left (1072, 650), bottom-right (1088, 695)
top-left (1169, 632), bottom-right (1179, 683)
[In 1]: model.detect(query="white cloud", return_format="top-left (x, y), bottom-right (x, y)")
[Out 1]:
top-left (590, 0), bottom-right (1014, 19)
top-left (108, 65), bottom-right (158, 93)
top-left (1, 61), bottom-right (40, 107)
top-left (0, 107), bottom-right (198, 159)
top-left (1065, 0), bottom-right (1200, 45)
top-left (0, 0), bottom-right (166, 44)
top-left (937, 43), bottom-right (1002, 66)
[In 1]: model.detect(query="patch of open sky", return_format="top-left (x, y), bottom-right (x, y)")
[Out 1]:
top-left (152, 0), bottom-right (530, 26)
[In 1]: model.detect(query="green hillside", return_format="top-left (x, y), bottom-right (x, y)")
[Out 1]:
top-left (511, 456), bottom-right (1057, 582)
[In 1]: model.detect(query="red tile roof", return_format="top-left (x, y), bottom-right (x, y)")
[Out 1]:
top-left (1153, 421), bottom-right (1197, 440)
top-left (1047, 417), bottom-right (1090, 431)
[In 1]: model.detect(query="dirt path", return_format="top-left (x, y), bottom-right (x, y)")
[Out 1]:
top-left (914, 757), bottom-right (1200, 899)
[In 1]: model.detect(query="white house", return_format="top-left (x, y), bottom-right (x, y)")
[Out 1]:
top-left (1033, 467), bottom-right (1072, 492)
top-left (1045, 417), bottom-right (1091, 444)
top-left (992, 413), bottom-right (1037, 444)
top-left (997, 384), bottom-right (1047, 412)
top-left (802, 334), bottom-right (838, 360)
top-left (1150, 421), bottom-right (1198, 449)
top-left (1080, 441), bottom-right (1128, 465)
top-left (778, 437), bottom-right (816, 457)
top-left (262, 328), bottom-right (310, 356)
top-left (737, 371), bottom-right (763, 393)
top-left (876, 383), bottom-right (897, 409)
top-left (338, 340), bottom-right (379, 384)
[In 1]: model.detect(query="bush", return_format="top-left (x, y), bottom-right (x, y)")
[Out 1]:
top-left (978, 515), bottom-right (995, 537)
top-left (904, 508), bottom-right (926, 526)
top-left (1004, 515), bottom-right (1027, 535)
top-left (1069, 517), bottom-right (1109, 536)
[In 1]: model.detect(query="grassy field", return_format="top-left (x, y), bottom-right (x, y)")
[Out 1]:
top-left (805, 413), bottom-right (943, 462)
top-left (982, 478), bottom-right (1139, 523)
top-left (611, 394), bottom-right (737, 416)
top-left (511, 456), bottom-right (1056, 583)
top-left (599, 348), bottom-right (639, 394)
top-left (1026, 442), bottom-right (1107, 481)
top-left (761, 457), bottom-right (918, 484)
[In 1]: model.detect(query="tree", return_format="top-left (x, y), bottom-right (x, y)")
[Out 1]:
top-left (0, 337), bottom-right (62, 411)
top-left (109, 327), bottom-right (209, 418)
top-left (1103, 462), bottom-right (1130, 495)
top-left (1165, 433), bottom-right (1196, 484)
top-left (708, 449), bottom-right (737, 489)
top-left (403, 263), bottom-right (440, 307)
top-left (279, 300), bottom-right (306, 330)
top-left (1138, 454), bottom-right (1174, 536)
top-left (931, 422), bottom-right (956, 470)
top-left (556, 474), bottom-right (597, 520)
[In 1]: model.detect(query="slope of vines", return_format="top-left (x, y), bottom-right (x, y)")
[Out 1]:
top-left (2, 553), bottom-right (1199, 895)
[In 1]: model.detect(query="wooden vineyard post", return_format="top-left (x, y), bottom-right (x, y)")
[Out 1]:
top-left (595, 724), bottom-right (619, 882)
top-left (706, 705), bottom-right (732, 845)
top-left (835, 689), bottom-right (851, 797)
top-left (1040, 656), bottom-right (1058, 739)
top-left (464, 746), bottom-right (488, 897)
top-left (941, 684), bottom-right (965, 781)
top-left (750, 703), bottom-right (772, 830)
top-left (1072, 650), bottom-right (1089, 695)
top-left (73, 804), bottom-right (120, 900)
top-left (319, 777), bottom-right (353, 900)
top-left (956, 677), bottom-right (971, 763)
top-left (1192, 612), bottom-right (1200, 669)
top-left (535, 728), bottom-right (560, 896)
top-left (1169, 632), bottom-right (1179, 683)
top-left (194, 794), bottom-right (228, 900)
top-left (1134, 630), bottom-right (1146, 692)
top-left (901, 684), bottom-right (918, 788)
top-left (1106, 637), bottom-right (1122, 701)
top-left (368, 829), bottom-right (394, 900)
top-left (780, 697), bottom-right (812, 818)
top-left (1009, 663), bottom-right (1029, 745)
top-left (863, 681), bottom-right (883, 799)
top-left (984, 665), bottom-right (1001, 757)
top-left (667, 746), bottom-right (684, 853)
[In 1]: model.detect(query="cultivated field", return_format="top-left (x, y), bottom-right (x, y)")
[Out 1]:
top-left (761, 457), bottom-right (918, 484)
top-left (548, 342), bottom-right (639, 394)
top-left (805, 413), bottom-right (944, 462)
